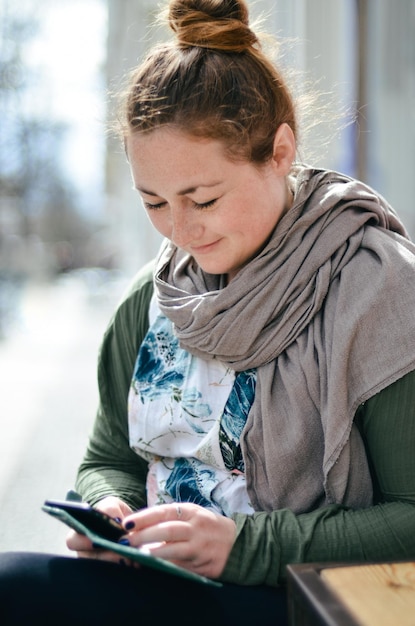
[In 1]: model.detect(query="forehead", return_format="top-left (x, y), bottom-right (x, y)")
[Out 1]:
top-left (126, 128), bottom-right (247, 190)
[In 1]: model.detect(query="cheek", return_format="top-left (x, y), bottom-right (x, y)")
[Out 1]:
top-left (147, 211), bottom-right (171, 238)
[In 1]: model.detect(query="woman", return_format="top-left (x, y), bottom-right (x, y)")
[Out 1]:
top-left (1, 0), bottom-right (414, 624)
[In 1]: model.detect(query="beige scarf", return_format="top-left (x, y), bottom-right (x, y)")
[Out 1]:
top-left (154, 167), bottom-right (415, 513)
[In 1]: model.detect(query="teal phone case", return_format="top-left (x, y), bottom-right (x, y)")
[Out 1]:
top-left (42, 503), bottom-right (222, 587)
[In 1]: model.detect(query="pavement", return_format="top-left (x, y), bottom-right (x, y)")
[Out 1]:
top-left (0, 270), bottom-right (128, 556)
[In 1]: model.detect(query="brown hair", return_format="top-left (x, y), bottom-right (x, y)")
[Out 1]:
top-left (120, 0), bottom-right (297, 163)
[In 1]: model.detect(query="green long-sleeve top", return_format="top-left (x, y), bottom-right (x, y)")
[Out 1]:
top-left (75, 261), bottom-right (415, 587)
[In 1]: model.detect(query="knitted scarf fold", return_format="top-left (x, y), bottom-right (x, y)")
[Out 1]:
top-left (154, 167), bottom-right (415, 512)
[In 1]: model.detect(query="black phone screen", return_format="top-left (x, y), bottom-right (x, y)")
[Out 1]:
top-left (43, 499), bottom-right (125, 542)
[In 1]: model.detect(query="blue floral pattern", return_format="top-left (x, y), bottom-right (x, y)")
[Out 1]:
top-left (128, 301), bottom-right (257, 515)
top-left (165, 458), bottom-right (216, 508)
top-left (220, 370), bottom-right (256, 472)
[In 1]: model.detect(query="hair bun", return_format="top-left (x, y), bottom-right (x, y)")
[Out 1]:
top-left (168, 0), bottom-right (258, 52)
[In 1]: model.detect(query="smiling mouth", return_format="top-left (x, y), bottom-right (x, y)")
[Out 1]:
top-left (191, 240), bottom-right (221, 254)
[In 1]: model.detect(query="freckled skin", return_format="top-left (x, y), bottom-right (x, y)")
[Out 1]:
top-left (127, 125), bottom-right (294, 281)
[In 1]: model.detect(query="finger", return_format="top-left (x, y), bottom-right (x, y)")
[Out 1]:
top-left (146, 539), bottom-right (195, 562)
top-left (123, 503), bottom-right (187, 532)
top-left (66, 530), bottom-right (94, 552)
top-left (126, 520), bottom-right (190, 549)
top-left (94, 496), bottom-right (133, 520)
top-left (77, 549), bottom-right (129, 565)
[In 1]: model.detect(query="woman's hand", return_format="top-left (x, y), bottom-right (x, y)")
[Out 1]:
top-left (121, 502), bottom-right (237, 579)
top-left (65, 496), bottom-right (134, 564)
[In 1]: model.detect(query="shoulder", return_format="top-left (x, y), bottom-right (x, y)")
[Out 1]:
top-left (116, 259), bottom-right (155, 320)
top-left (101, 259), bottom-right (155, 358)
top-left (121, 259), bottom-right (155, 301)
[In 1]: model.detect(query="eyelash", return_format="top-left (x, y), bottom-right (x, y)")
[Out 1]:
top-left (143, 199), bottom-right (217, 211)
top-left (143, 201), bottom-right (166, 210)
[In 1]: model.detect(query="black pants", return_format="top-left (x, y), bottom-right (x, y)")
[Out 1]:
top-left (0, 552), bottom-right (288, 625)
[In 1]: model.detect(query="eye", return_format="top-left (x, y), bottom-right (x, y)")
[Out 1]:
top-left (143, 200), bottom-right (167, 210)
top-left (193, 198), bottom-right (217, 210)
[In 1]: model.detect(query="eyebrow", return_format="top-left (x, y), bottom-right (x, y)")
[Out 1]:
top-left (136, 181), bottom-right (222, 196)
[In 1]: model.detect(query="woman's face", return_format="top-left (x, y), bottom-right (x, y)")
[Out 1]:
top-left (127, 127), bottom-right (293, 281)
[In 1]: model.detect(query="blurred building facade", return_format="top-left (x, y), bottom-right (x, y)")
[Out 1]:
top-left (106, 0), bottom-right (415, 276)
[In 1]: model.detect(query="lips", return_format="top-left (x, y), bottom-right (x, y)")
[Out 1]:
top-left (190, 240), bottom-right (221, 254)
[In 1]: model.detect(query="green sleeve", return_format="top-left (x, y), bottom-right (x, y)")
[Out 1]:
top-left (75, 261), bottom-right (154, 511)
top-left (220, 369), bottom-right (415, 587)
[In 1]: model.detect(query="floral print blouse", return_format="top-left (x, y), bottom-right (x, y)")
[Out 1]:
top-left (128, 295), bottom-right (256, 516)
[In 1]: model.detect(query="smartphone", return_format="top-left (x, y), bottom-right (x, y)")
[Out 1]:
top-left (43, 499), bottom-right (125, 542)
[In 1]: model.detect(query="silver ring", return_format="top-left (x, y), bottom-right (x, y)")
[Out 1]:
top-left (176, 505), bottom-right (182, 519)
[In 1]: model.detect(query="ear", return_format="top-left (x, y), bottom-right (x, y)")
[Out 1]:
top-left (271, 123), bottom-right (296, 175)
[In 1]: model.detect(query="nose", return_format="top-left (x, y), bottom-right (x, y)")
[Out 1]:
top-left (170, 205), bottom-right (203, 248)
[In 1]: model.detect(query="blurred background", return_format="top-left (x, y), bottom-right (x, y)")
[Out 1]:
top-left (0, 0), bottom-right (414, 554)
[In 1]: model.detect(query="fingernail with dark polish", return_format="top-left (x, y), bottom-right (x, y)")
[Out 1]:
top-left (125, 521), bottom-right (135, 530)
top-left (118, 538), bottom-right (130, 546)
